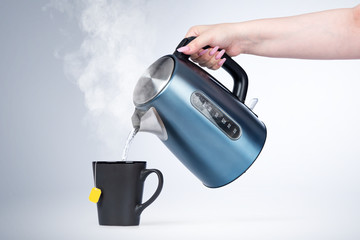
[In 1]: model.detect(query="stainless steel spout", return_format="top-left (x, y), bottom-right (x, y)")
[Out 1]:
top-left (131, 107), bottom-right (168, 141)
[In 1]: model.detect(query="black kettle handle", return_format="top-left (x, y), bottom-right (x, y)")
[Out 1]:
top-left (174, 36), bottom-right (248, 103)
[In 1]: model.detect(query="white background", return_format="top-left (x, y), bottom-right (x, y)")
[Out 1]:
top-left (0, 0), bottom-right (359, 239)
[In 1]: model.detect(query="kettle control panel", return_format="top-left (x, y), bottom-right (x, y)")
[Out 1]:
top-left (190, 91), bottom-right (241, 140)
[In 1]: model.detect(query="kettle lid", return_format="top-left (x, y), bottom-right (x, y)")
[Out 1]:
top-left (133, 56), bottom-right (174, 106)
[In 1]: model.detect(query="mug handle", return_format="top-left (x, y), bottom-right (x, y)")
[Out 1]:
top-left (135, 169), bottom-right (164, 215)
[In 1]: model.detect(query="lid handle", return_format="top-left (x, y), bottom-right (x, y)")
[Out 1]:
top-left (174, 37), bottom-right (248, 103)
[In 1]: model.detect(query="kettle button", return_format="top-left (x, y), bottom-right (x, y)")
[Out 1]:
top-left (232, 128), bottom-right (241, 139)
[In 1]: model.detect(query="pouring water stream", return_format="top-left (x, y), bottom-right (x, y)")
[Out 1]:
top-left (121, 127), bottom-right (139, 161)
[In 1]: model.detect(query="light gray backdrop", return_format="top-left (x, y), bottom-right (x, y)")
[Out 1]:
top-left (1, 0), bottom-right (359, 239)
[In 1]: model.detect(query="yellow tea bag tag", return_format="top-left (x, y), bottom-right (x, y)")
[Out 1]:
top-left (89, 187), bottom-right (102, 203)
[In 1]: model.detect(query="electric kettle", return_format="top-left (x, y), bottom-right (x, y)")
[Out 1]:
top-left (132, 37), bottom-right (266, 188)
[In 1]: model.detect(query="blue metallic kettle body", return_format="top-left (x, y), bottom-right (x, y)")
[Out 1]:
top-left (132, 37), bottom-right (266, 188)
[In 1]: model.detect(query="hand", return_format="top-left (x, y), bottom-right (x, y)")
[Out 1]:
top-left (177, 23), bottom-right (245, 70)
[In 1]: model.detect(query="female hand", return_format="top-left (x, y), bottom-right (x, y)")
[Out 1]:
top-left (177, 23), bottom-right (246, 70)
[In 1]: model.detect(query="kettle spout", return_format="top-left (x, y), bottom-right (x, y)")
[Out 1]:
top-left (131, 107), bottom-right (168, 141)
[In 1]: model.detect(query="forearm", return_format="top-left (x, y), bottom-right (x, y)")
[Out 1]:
top-left (238, 6), bottom-right (360, 59)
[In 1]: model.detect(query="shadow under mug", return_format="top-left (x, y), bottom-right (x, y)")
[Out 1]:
top-left (92, 161), bottom-right (163, 226)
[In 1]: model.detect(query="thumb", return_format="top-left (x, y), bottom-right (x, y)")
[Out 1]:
top-left (177, 34), bottom-right (211, 55)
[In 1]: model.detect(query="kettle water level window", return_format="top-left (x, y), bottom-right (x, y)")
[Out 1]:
top-left (190, 91), bottom-right (241, 140)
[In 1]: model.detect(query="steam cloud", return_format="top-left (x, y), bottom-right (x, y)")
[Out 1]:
top-left (45, 0), bottom-right (157, 158)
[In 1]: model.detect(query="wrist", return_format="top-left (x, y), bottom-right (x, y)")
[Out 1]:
top-left (232, 21), bottom-right (259, 55)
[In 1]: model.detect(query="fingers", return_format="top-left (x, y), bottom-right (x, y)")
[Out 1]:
top-left (177, 25), bottom-right (209, 55)
top-left (177, 33), bottom-right (213, 55)
top-left (190, 46), bottom-right (226, 70)
top-left (177, 24), bottom-right (227, 70)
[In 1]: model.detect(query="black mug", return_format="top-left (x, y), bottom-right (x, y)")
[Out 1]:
top-left (92, 161), bottom-right (163, 226)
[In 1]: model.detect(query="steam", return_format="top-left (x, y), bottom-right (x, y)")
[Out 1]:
top-left (45, 0), bottom-right (157, 158)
